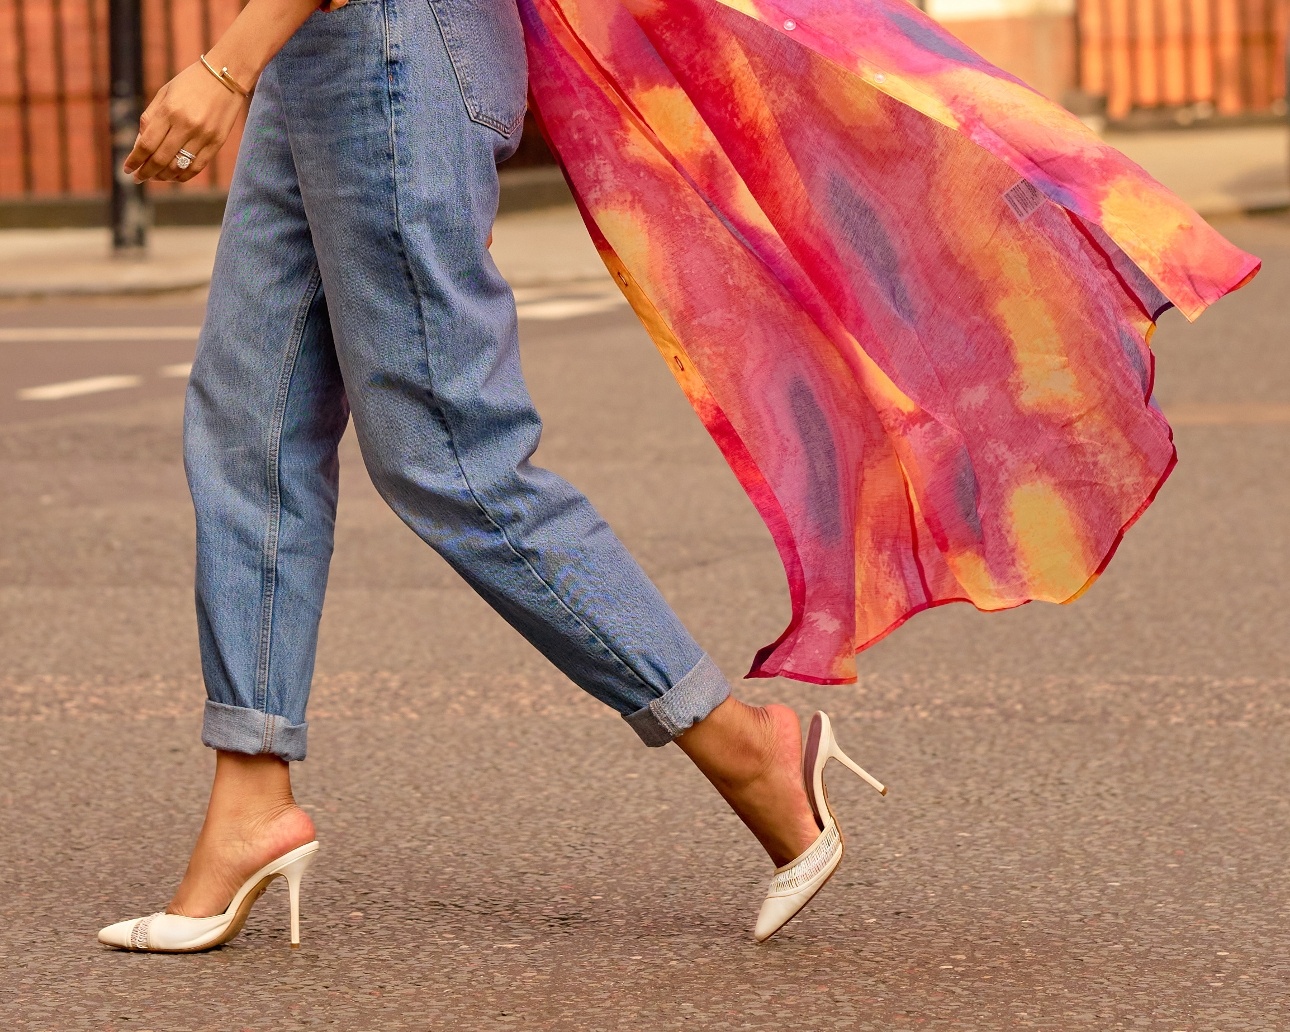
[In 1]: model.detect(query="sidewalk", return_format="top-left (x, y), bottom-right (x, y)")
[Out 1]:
top-left (1105, 124), bottom-right (1289, 217)
top-left (0, 124), bottom-right (1284, 299)
top-left (0, 204), bottom-right (610, 301)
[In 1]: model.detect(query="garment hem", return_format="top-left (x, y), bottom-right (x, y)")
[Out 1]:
top-left (202, 699), bottom-right (308, 762)
top-left (623, 653), bottom-right (730, 747)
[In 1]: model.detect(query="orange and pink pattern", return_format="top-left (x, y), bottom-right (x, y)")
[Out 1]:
top-left (519, 0), bottom-right (1260, 683)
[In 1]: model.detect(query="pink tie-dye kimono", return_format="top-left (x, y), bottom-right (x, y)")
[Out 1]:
top-left (518, 0), bottom-right (1261, 684)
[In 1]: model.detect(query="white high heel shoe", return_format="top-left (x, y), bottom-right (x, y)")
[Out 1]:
top-left (98, 841), bottom-right (319, 953)
top-left (754, 712), bottom-right (885, 942)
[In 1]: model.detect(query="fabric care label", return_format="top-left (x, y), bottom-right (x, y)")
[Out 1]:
top-left (1003, 178), bottom-right (1046, 221)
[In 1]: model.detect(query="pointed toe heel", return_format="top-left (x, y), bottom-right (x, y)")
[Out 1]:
top-left (98, 840), bottom-right (319, 953)
top-left (754, 712), bottom-right (884, 943)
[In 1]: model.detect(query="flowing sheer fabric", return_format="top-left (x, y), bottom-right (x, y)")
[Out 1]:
top-left (519, 0), bottom-right (1261, 683)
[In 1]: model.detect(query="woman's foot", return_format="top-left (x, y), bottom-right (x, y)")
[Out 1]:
top-left (166, 751), bottom-right (316, 918)
top-left (677, 699), bottom-right (821, 867)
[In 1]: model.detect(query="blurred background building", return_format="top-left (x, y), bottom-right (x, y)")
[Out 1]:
top-left (933, 0), bottom-right (1285, 122)
top-left (0, 0), bottom-right (1286, 225)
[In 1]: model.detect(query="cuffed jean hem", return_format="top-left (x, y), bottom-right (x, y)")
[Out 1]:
top-left (623, 654), bottom-right (731, 747)
top-left (201, 699), bottom-right (309, 762)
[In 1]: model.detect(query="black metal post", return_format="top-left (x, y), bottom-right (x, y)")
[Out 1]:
top-left (108, 0), bottom-right (149, 253)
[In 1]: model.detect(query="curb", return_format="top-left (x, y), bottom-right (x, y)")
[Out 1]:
top-left (0, 166), bottom-right (573, 231)
top-left (0, 167), bottom-right (579, 300)
top-left (1190, 193), bottom-right (1290, 218)
top-left (496, 166), bottom-right (574, 214)
top-left (0, 273), bottom-right (216, 301)
top-left (1, 169), bottom-right (1280, 299)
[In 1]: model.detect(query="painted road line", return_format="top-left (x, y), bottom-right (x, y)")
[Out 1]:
top-left (18, 375), bottom-right (144, 401)
top-left (0, 326), bottom-right (201, 343)
top-left (1168, 403), bottom-right (1290, 426)
top-left (517, 296), bottom-right (626, 321)
top-left (159, 363), bottom-right (193, 378)
top-left (0, 294), bottom-right (628, 337)
top-left (511, 283), bottom-right (620, 303)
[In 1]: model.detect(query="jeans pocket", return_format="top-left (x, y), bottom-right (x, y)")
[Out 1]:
top-left (427, 0), bottom-right (528, 137)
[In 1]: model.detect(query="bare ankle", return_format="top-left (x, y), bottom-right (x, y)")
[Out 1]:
top-left (741, 705), bottom-right (787, 788)
top-left (678, 698), bottom-right (781, 791)
top-left (195, 752), bottom-right (314, 850)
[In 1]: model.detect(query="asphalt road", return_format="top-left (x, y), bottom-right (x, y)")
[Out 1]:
top-left (1, 214), bottom-right (1288, 1031)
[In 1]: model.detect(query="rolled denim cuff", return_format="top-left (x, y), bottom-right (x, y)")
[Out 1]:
top-left (623, 654), bottom-right (731, 747)
top-left (201, 699), bottom-right (308, 762)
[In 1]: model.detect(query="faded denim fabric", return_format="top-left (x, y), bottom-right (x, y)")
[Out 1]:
top-left (185, 0), bottom-right (729, 762)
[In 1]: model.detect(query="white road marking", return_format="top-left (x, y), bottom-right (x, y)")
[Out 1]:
top-left (516, 296), bottom-right (626, 321)
top-left (0, 326), bottom-right (201, 343)
top-left (0, 288), bottom-right (627, 341)
top-left (512, 283), bottom-right (620, 303)
top-left (18, 375), bottom-right (144, 401)
top-left (1168, 403), bottom-right (1290, 426)
top-left (0, 308), bottom-right (634, 336)
top-left (159, 363), bottom-right (193, 378)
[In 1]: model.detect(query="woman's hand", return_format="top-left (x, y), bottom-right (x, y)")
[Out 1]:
top-left (123, 62), bottom-right (247, 184)
top-left (122, 0), bottom-right (345, 183)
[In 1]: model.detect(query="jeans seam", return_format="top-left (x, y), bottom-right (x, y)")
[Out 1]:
top-left (443, 407), bottom-right (655, 693)
top-left (424, 0), bottom-right (524, 137)
top-left (382, 53), bottom-right (655, 698)
top-left (383, 0), bottom-right (398, 65)
top-left (254, 265), bottom-right (324, 714)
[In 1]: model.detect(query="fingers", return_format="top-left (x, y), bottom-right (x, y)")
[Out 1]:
top-left (123, 64), bottom-right (244, 183)
top-left (122, 87), bottom-right (170, 177)
top-left (129, 123), bottom-right (189, 184)
top-left (152, 142), bottom-right (197, 183)
top-left (168, 140), bottom-right (220, 184)
top-left (157, 116), bottom-right (238, 183)
top-left (123, 79), bottom-right (216, 183)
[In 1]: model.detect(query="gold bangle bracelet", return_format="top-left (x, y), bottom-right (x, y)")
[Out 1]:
top-left (199, 54), bottom-right (251, 99)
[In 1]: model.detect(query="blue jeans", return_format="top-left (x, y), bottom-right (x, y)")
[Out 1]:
top-left (184, 0), bottom-right (730, 762)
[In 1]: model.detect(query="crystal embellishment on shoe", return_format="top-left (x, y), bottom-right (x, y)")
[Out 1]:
top-left (753, 712), bottom-right (885, 943)
top-left (128, 911), bottom-right (163, 950)
top-left (766, 823), bottom-right (841, 895)
top-left (98, 841), bottom-right (319, 953)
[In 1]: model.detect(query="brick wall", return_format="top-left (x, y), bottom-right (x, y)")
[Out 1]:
top-left (0, 0), bottom-right (246, 198)
top-left (2, 0), bottom-right (1286, 205)
top-left (1079, 0), bottom-right (1287, 118)
top-left (937, 12), bottom-right (1078, 102)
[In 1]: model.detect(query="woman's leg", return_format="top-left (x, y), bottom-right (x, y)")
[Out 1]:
top-left (272, 0), bottom-right (820, 862)
top-left (676, 700), bottom-right (823, 866)
top-left (171, 60), bottom-right (343, 914)
top-left (279, 0), bottom-right (731, 747)
top-left (164, 0), bottom-right (819, 923)
top-left (166, 753), bottom-right (314, 917)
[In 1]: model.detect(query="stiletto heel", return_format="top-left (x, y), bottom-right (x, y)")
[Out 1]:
top-left (98, 841), bottom-right (319, 953)
top-left (282, 850), bottom-right (314, 948)
top-left (753, 712), bottom-right (884, 942)
top-left (828, 740), bottom-right (887, 797)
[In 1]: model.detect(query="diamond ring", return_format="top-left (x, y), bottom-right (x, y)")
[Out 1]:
top-left (175, 149), bottom-right (196, 170)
